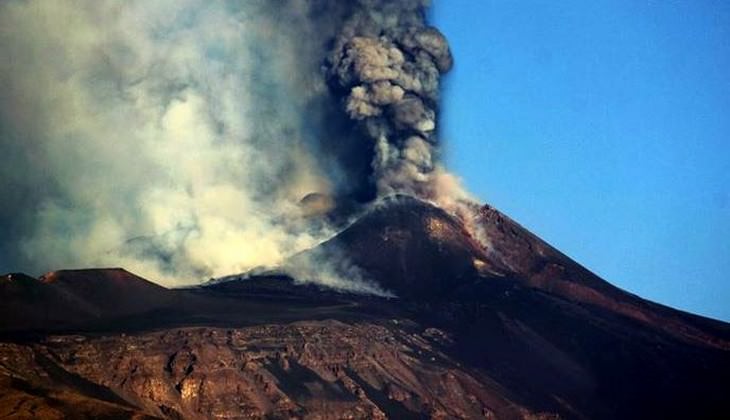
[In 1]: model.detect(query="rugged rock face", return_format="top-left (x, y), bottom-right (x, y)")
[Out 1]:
top-left (0, 321), bottom-right (540, 419)
top-left (1, 198), bottom-right (729, 419)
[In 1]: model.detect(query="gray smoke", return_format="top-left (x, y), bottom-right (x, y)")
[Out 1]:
top-left (0, 0), bottom-right (474, 287)
top-left (326, 0), bottom-right (454, 199)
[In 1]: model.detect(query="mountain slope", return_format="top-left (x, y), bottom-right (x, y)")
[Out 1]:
top-left (0, 268), bottom-right (176, 332)
top-left (296, 196), bottom-right (730, 418)
top-left (1, 197), bottom-right (728, 419)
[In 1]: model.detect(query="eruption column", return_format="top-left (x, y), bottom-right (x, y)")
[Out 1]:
top-left (327, 0), bottom-right (453, 200)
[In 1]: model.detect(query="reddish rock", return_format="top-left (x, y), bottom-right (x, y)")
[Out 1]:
top-left (1, 197), bottom-right (728, 419)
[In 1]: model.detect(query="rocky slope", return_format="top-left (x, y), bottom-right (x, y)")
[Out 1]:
top-left (0, 321), bottom-right (541, 419)
top-left (1, 197), bottom-right (729, 419)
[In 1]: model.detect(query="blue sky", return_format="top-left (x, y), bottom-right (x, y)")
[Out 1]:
top-left (432, 0), bottom-right (730, 321)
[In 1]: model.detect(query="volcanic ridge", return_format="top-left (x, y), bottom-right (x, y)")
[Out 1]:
top-left (1, 197), bottom-right (729, 419)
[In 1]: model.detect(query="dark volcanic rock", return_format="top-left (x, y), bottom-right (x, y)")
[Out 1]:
top-left (0, 272), bottom-right (93, 331)
top-left (39, 268), bottom-right (174, 318)
top-left (1, 197), bottom-right (729, 419)
top-left (0, 268), bottom-right (177, 332)
top-left (299, 195), bottom-right (495, 300)
top-left (471, 203), bottom-right (730, 350)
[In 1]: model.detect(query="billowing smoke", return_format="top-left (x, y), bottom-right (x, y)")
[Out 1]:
top-left (0, 0), bottom-right (473, 289)
top-left (326, 0), bottom-right (454, 200)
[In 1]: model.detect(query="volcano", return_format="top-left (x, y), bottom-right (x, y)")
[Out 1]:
top-left (1, 197), bottom-right (728, 419)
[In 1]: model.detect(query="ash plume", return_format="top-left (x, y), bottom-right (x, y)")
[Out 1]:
top-left (326, 0), bottom-right (455, 200)
top-left (0, 0), bottom-right (476, 288)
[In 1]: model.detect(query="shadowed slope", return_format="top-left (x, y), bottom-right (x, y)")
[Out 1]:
top-left (0, 269), bottom-right (175, 331)
top-left (39, 268), bottom-right (174, 318)
top-left (471, 203), bottom-right (730, 349)
top-left (312, 196), bottom-right (730, 349)
top-left (0, 273), bottom-right (92, 331)
top-left (1, 197), bottom-right (729, 419)
top-left (310, 196), bottom-right (730, 418)
top-left (299, 195), bottom-right (497, 300)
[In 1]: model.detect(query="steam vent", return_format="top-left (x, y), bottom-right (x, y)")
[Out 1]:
top-left (1, 1), bottom-right (728, 419)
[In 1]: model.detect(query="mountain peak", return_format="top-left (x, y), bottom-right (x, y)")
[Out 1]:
top-left (1, 199), bottom-right (728, 419)
top-left (301, 195), bottom-right (494, 300)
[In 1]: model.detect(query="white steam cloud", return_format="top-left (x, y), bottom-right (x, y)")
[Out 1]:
top-left (0, 1), bottom-right (343, 285)
top-left (0, 0), bottom-right (475, 293)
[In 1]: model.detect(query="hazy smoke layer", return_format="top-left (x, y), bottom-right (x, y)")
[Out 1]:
top-left (0, 0), bottom-right (471, 287)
